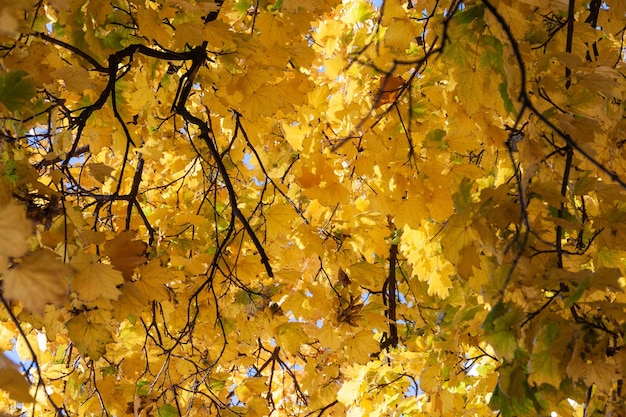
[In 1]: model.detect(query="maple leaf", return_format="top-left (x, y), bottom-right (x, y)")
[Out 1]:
top-left (274, 322), bottom-right (308, 356)
top-left (376, 75), bottom-right (405, 107)
top-left (87, 163), bottom-right (115, 184)
top-left (316, 323), bottom-right (343, 350)
top-left (529, 349), bottom-right (563, 388)
top-left (66, 313), bottom-right (113, 360)
top-left (3, 249), bottom-right (71, 315)
top-left (103, 230), bottom-right (147, 281)
top-left (384, 18), bottom-right (419, 51)
top-left (345, 329), bottom-right (379, 364)
top-left (0, 70), bottom-right (36, 112)
top-left (565, 332), bottom-right (618, 393)
top-left (70, 253), bottom-right (124, 302)
top-left (0, 354), bottom-right (33, 403)
top-left (0, 202), bottom-right (32, 271)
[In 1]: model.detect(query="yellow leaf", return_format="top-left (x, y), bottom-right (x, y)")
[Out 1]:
top-left (234, 377), bottom-right (267, 402)
top-left (136, 7), bottom-right (171, 46)
top-left (454, 66), bottom-right (491, 114)
top-left (347, 262), bottom-right (386, 288)
top-left (316, 323), bottom-right (342, 350)
top-left (318, 180), bottom-right (350, 206)
top-left (78, 229), bottom-right (107, 246)
top-left (529, 349), bottom-right (563, 388)
top-left (384, 19), bottom-right (419, 50)
top-left (391, 196), bottom-right (429, 230)
top-left (50, 66), bottom-right (94, 93)
top-left (345, 330), bottom-right (378, 363)
top-left (127, 72), bottom-right (156, 113)
top-left (237, 84), bottom-right (283, 119)
top-left (456, 244), bottom-right (480, 281)
top-left (66, 313), bottom-right (113, 360)
top-left (265, 203), bottom-right (295, 239)
top-left (274, 322), bottom-right (308, 356)
top-left (0, 7), bottom-right (19, 36)
top-left (173, 21), bottom-right (203, 50)
top-left (381, 0), bottom-right (407, 26)
top-left (116, 321), bottom-right (145, 350)
top-left (426, 267), bottom-right (453, 299)
top-left (71, 253), bottom-right (124, 302)
top-left (255, 13), bottom-right (287, 48)
top-left (203, 19), bottom-right (233, 48)
top-left (134, 260), bottom-right (170, 302)
top-left (3, 249), bottom-right (70, 315)
top-left (174, 213), bottom-right (207, 227)
top-left (441, 211), bottom-right (479, 264)
top-left (87, 162), bottom-right (114, 184)
top-left (336, 377), bottom-right (361, 406)
top-left (246, 396), bottom-right (270, 417)
top-left (0, 202), bottom-right (32, 271)
top-left (0, 354), bottom-right (33, 403)
top-left (282, 122), bottom-right (306, 151)
top-left (425, 183), bottom-right (455, 222)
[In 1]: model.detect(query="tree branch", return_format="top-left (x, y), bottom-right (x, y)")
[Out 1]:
top-left (380, 241), bottom-right (398, 351)
top-left (35, 32), bottom-right (108, 72)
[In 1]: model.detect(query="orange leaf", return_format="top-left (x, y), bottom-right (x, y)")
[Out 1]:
top-left (376, 75), bottom-right (405, 107)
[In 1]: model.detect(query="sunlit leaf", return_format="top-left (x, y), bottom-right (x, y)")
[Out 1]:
top-left (70, 254), bottom-right (124, 302)
top-left (66, 313), bottom-right (114, 360)
top-left (0, 354), bottom-right (33, 403)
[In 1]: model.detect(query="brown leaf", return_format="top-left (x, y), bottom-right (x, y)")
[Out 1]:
top-left (376, 75), bottom-right (405, 107)
top-left (338, 268), bottom-right (351, 287)
top-left (103, 231), bottom-right (148, 281)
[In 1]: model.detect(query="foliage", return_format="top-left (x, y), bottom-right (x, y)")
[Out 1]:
top-left (0, 0), bottom-right (625, 415)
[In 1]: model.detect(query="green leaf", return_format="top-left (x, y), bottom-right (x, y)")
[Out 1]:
top-left (425, 129), bottom-right (447, 149)
top-left (390, 228), bottom-right (403, 245)
top-left (480, 35), bottom-right (505, 73)
top-left (233, 0), bottom-right (251, 14)
top-left (483, 301), bottom-right (506, 333)
top-left (136, 380), bottom-right (151, 397)
top-left (485, 328), bottom-right (518, 361)
top-left (269, 0), bottom-right (283, 11)
top-left (4, 159), bottom-right (18, 183)
top-left (158, 404), bottom-right (179, 417)
top-left (564, 277), bottom-right (590, 308)
top-left (492, 363), bottom-right (542, 416)
top-left (529, 349), bottom-right (563, 388)
top-left (453, 177), bottom-right (472, 212)
top-left (483, 302), bottom-right (523, 361)
top-left (499, 80), bottom-right (514, 114)
top-left (454, 5), bottom-right (485, 25)
top-left (0, 70), bottom-right (36, 112)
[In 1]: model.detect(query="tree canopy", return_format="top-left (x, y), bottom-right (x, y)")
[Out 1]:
top-left (0, 0), bottom-right (625, 415)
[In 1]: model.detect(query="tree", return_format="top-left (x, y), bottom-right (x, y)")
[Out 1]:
top-left (0, 0), bottom-right (624, 415)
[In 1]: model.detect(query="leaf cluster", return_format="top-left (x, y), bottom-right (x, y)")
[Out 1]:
top-left (0, 0), bottom-right (625, 416)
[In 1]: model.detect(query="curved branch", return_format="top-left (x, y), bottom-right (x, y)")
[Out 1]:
top-left (35, 32), bottom-right (108, 72)
top-left (0, 293), bottom-right (66, 415)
